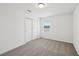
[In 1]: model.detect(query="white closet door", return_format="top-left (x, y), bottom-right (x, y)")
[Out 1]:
top-left (24, 19), bottom-right (32, 43)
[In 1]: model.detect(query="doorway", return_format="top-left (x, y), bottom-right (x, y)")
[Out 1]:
top-left (24, 17), bottom-right (33, 43)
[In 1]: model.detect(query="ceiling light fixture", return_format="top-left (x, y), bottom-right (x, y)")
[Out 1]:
top-left (37, 3), bottom-right (45, 8)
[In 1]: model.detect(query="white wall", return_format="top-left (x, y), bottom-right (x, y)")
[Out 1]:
top-left (0, 4), bottom-right (25, 54)
top-left (40, 13), bottom-right (73, 43)
top-left (33, 18), bottom-right (40, 39)
top-left (73, 4), bottom-right (79, 55)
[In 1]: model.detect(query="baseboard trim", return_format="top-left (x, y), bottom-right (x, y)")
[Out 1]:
top-left (0, 43), bottom-right (25, 55)
top-left (40, 37), bottom-right (73, 44)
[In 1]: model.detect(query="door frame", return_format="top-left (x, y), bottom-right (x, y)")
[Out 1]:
top-left (24, 17), bottom-right (33, 43)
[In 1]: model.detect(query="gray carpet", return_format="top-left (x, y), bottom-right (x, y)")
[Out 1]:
top-left (1, 38), bottom-right (78, 56)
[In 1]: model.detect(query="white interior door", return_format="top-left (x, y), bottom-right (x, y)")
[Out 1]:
top-left (24, 18), bottom-right (32, 43)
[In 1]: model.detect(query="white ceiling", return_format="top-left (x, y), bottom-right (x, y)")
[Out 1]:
top-left (0, 3), bottom-right (78, 17)
top-left (22, 3), bottom-right (78, 17)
